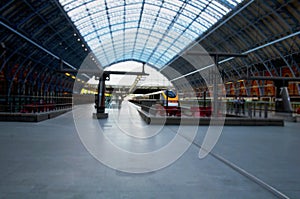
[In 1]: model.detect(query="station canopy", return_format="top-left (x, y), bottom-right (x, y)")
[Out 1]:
top-left (59, 0), bottom-right (244, 69)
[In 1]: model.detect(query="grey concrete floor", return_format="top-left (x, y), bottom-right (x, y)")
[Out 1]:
top-left (0, 103), bottom-right (299, 198)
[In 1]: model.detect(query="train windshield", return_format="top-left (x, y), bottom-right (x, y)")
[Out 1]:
top-left (165, 90), bottom-right (176, 98)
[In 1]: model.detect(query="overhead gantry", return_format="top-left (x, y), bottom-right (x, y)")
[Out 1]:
top-left (94, 68), bottom-right (149, 119)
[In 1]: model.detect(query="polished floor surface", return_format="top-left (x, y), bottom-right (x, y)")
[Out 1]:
top-left (0, 102), bottom-right (299, 198)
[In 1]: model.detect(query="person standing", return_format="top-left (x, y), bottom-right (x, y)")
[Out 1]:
top-left (234, 97), bottom-right (239, 115)
top-left (240, 97), bottom-right (245, 115)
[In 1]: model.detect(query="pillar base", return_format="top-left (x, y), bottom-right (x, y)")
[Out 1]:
top-left (93, 113), bottom-right (108, 119)
top-left (274, 112), bottom-right (294, 122)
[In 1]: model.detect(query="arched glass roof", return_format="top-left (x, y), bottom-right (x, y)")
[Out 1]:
top-left (59, 0), bottom-right (244, 69)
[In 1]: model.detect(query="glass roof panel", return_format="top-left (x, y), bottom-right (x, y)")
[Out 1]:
top-left (59, 0), bottom-right (245, 68)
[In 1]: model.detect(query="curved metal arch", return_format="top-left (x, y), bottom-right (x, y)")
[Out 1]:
top-left (130, 0), bottom-right (146, 58)
top-left (153, 1), bottom-right (215, 66)
top-left (178, 0), bottom-right (298, 92)
top-left (59, 0), bottom-right (245, 68)
top-left (242, 6), bottom-right (271, 43)
top-left (15, 3), bottom-right (90, 69)
top-left (213, 17), bottom-right (253, 51)
top-left (254, 1), bottom-right (286, 37)
top-left (266, 60), bottom-right (280, 76)
top-left (250, 65), bottom-right (261, 97)
top-left (36, 23), bottom-right (68, 45)
top-left (95, 33), bottom-right (183, 65)
top-left (51, 74), bottom-right (65, 92)
top-left (22, 55), bottom-right (60, 95)
top-left (75, 7), bottom-right (207, 38)
top-left (139, 3), bottom-right (207, 65)
top-left (213, 1), bottom-right (299, 81)
top-left (58, 76), bottom-right (73, 92)
top-left (32, 67), bottom-right (49, 92)
top-left (247, 14), bottom-right (297, 77)
top-left (262, 1), bottom-right (292, 32)
top-left (86, 23), bottom-right (188, 65)
top-left (199, 8), bottom-right (267, 74)
top-left (62, 79), bottom-right (73, 92)
top-left (96, 40), bottom-right (180, 64)
top-left (40, 68), bottom-right (57, 93)
top-left (7, 62), bottom-right (29, 96)
top-left (16, 1), bottom-right (53, 29)
top-left (46, 73), bottom-right (58, 93)
top-left (21, 1), bottom-right (66, 42)
top-left (45, 60), bottom-right (66, 92)
top-left (281, 1), bottom-right (300, 26)
top-left (66, 80), bottom-right (74, 92)
top-left (103, 59), bottom-right (154, 70)
top-left (129, 1), bottom-right (190, 64)
top-left (60, 0), bottom-right (97, 13)
top-left (69, 1), bottom-right (215, 32)
top-left (137, 28), bottom-right (188, 64)
top-left (38, 67), bottom-right (50, 91)
top-left (222, 20), bottom-right (275, 78)
top-left (255, 54), bottom-right (273, 76)
top-left (202, 34), bottom-right (245, 80)
top-left (213, 24), bottom-right (255, 83)
top-left (241, 1), bottom-right (272, 41)
top-left (7, 48), bottom-right (40, 96)
top-left (96, 28), bottom-right (184, 50)
top-left (21, 55), bottom-right (56, 93)
top-left (41, 23), bottom-right (74, 46)
top-left (5, 56), bottom-right (26, 82)
top-left (24, 56), bottom-right (59, 94)
top-left (21, 62), bottom-right (41, 94)
top-left (48, 76), bottom-right (59, 93)
top-left (289, 54), bottom-right (300, 73)
top-left (0, 36), bottom-right (30, 73)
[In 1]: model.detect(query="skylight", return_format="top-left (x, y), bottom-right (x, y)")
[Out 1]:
top-left (59, 0), bottom-right (244, 68)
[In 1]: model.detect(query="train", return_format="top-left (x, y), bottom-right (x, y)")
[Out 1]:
top-left (131, 90), bottom-right (181, 116)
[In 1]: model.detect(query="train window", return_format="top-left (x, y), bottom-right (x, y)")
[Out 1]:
top-left (165, 90), bottom-right (176, 98)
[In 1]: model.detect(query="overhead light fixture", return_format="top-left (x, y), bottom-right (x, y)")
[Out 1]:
top-left (65, 73), bottom-right (71, 76)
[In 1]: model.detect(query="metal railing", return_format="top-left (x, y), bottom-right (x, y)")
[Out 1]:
top-left (227, 100), bottom-right (300, 118)
top-left (0, 95), bottom-right (73, 113)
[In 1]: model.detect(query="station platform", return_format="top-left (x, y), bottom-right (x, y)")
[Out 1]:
top-left (137, 109), bottom-right (284, 126)
top-left (0, 102), bottom-right (299, 198)
top-left (0, 108), bottom-right (72, 122)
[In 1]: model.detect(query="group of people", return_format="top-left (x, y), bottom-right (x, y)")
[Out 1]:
top-left (233, 97), bottom-right (246, 115)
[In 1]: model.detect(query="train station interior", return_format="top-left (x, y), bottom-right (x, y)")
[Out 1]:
top-left (1, 0), bottom-right (300, 198)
